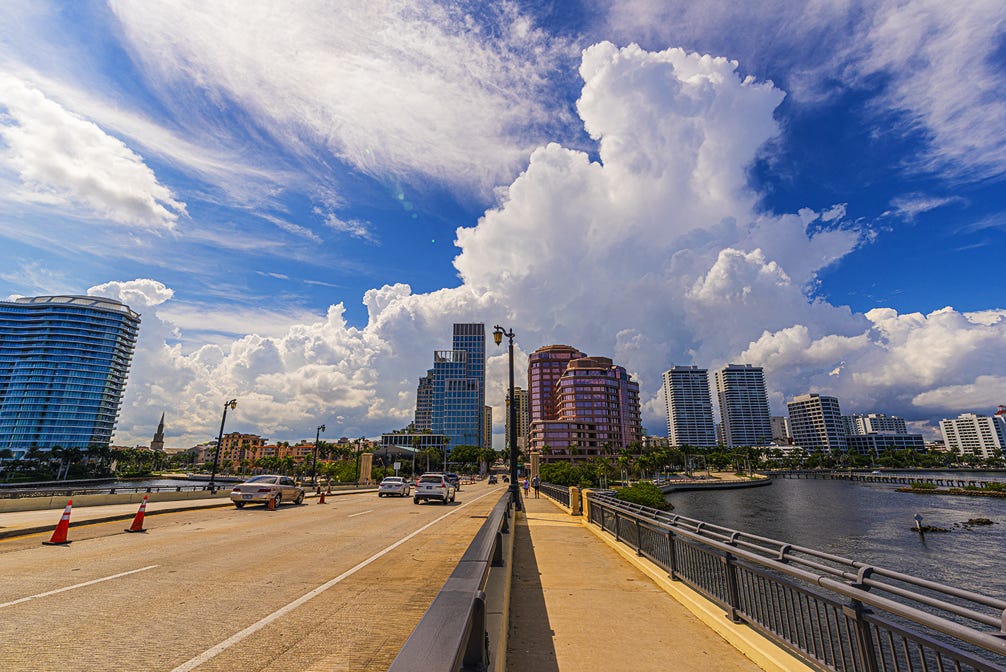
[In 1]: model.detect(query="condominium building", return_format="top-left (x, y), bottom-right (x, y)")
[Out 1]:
top-left (505, 387), bottom-right (530, 453)
top-left (714, 364), bottom-right (773, 448)
top-left (413, 369), bottom-right (434, 431)
top-left (847, 433), bottom-right (925, 456)
top-left (483, 405), bottom-right (492, 452)
top-left (939, 413), bottom-right (1006, 460)
top-left (770, 416), bottom-right (791, 444)
top-left (528, 346), bottom-right (641, 461)
top-left (428, 323), bottom-right (485, 450)
top-left (844, 413), bottom-right (908, 436)
top-left (661, 366), bottom-right (716, 447)
top-left (787, 393), bottom-right (846, 452)
top-left (0, 295), bottom-right (140, 457)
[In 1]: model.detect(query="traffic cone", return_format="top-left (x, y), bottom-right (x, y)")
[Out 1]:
top-left (43, 500), bottom-right (73, 546)
top-left (318, 491), bottom-right (326, 504)
top-left (266, 495), bottom-right (276, 511)
top-left (125, 495), bottom-right (148, 533)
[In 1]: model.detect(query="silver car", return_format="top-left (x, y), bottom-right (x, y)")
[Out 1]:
top-left (378, 476), bottom-right (411, 497)
top-left (230, 474), bottom-right (305, 508)
top-left (413, 473), bottom-right (456, 504)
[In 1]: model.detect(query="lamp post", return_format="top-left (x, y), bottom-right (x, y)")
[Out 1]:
top-left (311, 424), bottom-right (326, 487)
top-left (210, 398), bottom-right (237, 493)
top-left (493, 325), bottom-right (521, 510)
top-left (355, 436), bottom-right (364, 487)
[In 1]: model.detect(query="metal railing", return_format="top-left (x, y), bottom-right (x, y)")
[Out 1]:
top-left (389, 490), bottom-right (514, 672)
top-left (586, 491), bottom-right (1006, 672)
top-left (0, 484), bottom-right (215, 498)
top-left (538, 482), bottom-right (570, 507)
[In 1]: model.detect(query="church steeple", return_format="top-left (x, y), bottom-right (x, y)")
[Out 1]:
top-left (151, 412), bottom-right (165, 452)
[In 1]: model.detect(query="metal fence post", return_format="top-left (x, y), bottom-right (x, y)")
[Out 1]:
top-left (843, 601), bottom-right (879, 672)
top-left (667, 529), bottom-right (678, 580)
top-left (635, 519), bottom-right (643, 556)
top-left (722, 553), bottom-right (742, 623)
top-left (463, 591), bottom-right (488, 670)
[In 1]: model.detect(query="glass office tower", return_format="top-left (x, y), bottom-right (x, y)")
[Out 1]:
top-left (0, 295), bottom-right (140, 457)
top-left (429, 323), bottom-right (485, 451)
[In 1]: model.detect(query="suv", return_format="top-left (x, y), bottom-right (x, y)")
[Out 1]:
top-left (445, 472), bottom-right (461, 491)
top-left (413, 473), bottom-right (457, 505)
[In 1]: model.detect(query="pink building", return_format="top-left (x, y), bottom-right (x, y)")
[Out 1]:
top-left (527, 345), bottom-right (642, 463)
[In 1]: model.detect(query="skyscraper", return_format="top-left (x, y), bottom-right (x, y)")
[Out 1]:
top-left (714, 364), bottom-right (772, 449)
top-left (414, 369), bottom-right (434, 431)
top-left (429, 323), bottom-right (485, 450)
top-left (787, 393), bottom-right (846, 452)
top-left (661, 366), bottom-right (716, 447)
top-left (939, 413), bottom-right (1006, 460)
top-left (0, 295), bottom-right (140, 457)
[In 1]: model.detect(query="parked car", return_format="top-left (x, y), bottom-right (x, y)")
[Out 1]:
top-left (378, 476), bottom-right (411, 497)
top-left (487, 474), bottom-right (498, 484)
top-left (445, 472), bottom-right (461, 491)
top-left (413, 473), bottom-right (456, 505)
top-left (230, 474), bottom-right (304, 508)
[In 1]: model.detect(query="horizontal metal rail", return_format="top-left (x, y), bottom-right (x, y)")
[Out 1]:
top-left (0, 484), bottom-right (216, 498)
top-left (538, 482), bottom-right (570, 507)
top-left (586, 490), bottom-right (1006, 671)
top-left (389, 490), bottom-right (514, 672)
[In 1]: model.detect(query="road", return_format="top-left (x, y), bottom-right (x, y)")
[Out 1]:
top-left (0, 483), bottom-right (507, 672)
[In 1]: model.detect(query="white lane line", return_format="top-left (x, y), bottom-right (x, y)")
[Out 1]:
top-left (0, 565), bottom-right (160, 610)
top-left (347, 509), bottom-right (373, 518)
top-left (171, 487), bottom-right (503, 672)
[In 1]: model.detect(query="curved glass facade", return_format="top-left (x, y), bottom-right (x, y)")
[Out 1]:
top-left (0, 295), bottom-right (140, 457)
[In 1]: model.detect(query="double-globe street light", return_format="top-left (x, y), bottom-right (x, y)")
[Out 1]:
top-left (311, 424), bottom-right (326, 487)
top-left (493, 325), bottom-right (521, 511)
top-left (210, 398), bottom-right (237, 493)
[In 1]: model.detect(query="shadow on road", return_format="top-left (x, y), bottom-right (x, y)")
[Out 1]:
top-left (506, 512), bottom-right (560, 672)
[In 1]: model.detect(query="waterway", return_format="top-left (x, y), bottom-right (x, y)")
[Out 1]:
top-left (665, 472), bottom-right (1006, 595)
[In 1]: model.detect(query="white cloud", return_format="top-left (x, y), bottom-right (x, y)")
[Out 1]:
top-left (0, 75), bottom-right (186, 228)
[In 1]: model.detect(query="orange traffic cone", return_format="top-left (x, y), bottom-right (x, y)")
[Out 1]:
top-left (266, 495), bottom-right (276, 511)
top-left (43, 500), bottom-right (73, 546)
top-left (125, 495), bottom-right (148, 533)
top-left (318, 491), bottom-right (326, 504)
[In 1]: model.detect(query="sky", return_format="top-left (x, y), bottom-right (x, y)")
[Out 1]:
top-left (1, 1), bottom-right (1005, 449)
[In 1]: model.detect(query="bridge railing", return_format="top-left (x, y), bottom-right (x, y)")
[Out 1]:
top-left (538, 482), bottom-right (570, 507)
top-left (389, 490), bottom-right (514, 672)
top-left (585, 490), bottom-right (1006, 672)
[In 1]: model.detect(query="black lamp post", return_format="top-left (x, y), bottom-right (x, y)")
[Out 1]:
top-left (493, 325), bottom-right (521, 510)
top-left (210, 398), bottom-right (237, 493)
top-left (355, 436), bottom-right (364, 486)
top-left (311, 424), bottom-right (326, 487)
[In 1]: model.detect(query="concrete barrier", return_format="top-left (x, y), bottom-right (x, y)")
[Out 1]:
top-left (0, 489), bottom-right (232, 513)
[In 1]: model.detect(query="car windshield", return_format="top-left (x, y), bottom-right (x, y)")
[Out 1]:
top-left (419, 476), bottom-right (442, 483)
top-left (246, 475), bottom-right (277, 484)
top-left (382, 478), bottom-right (403, 484)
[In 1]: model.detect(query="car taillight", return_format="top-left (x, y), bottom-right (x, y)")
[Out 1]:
top-left (231, 488), bottom-right (240, 492)
top-left (257, 488), bottom-right (272, 493)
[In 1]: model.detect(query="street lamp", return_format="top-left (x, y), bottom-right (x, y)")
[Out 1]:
top-left (311, 424), bottom-right (326, 487)
top-left (210, 398), bottom-right (237, 492)
top-left (493, 325), bottom-right (521, 511)
top-left (355, 436), bottom-right (365, 487)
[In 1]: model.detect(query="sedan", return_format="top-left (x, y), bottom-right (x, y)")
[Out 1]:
top-left (230, 475), bottom-right (305, 508)
top-left (378, 476), bottom-right (411, 497)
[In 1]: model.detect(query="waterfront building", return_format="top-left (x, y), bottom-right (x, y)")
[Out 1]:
top-left (787, 393), bottom-right (846, 453)
top-left (413, 369), bottom-right (434, 431)
top-left (844, 413), bottom-right (908, 436)
top-left (505, 387), bottom-right (530, 453)
top-left (483, 405), bottom-right (492, 452)
top-left (218, 432), bottom-right (267, 467)
top-left (428, 323), bottom-right (485, 450)
top-left (0, 295), bottom-right (140, 458)
top-left (939, 413), bottom-right (1006, 460)
top-left (714, 364), bottom-right (773, 449)
top-left (847, 433), bottom-right (925, 456)
top-left (527, 346), bottom-right (642, 461)
top-left (770, 416), bottom-right (791, 444)
top-left (661, 365), bottom-right (716, 447)
top-left (150, 412), bottom-right (166, 452)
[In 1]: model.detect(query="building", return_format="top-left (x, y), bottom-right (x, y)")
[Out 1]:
top-left (0, 295), bottom-right (140, 458)
top-left (150, 412), bottom-right (165, 452)
top-left (505, 387), bottom-right (530, 453)
top-left (787, 393), bottom-right (846, 452)
top-left (714, 364), bottom-right (773, 449)
top-left (661, 365), bottom-right (716, 447)
top-left (844, 413), bottom-right (908, 436)
top-left (218, 432), bottom-right (267, 467)
top-left (847, 433), bottom-right (925, 456)
top-left (939, 413), bottom-right (1006, 460)
top-left (483, 405), bottom-right (492, 452)
top-left (413, 369), bottom-right (434, 431)
top-left (428, 323), bottom-right (485, 450)
top-left (527, 346), bottom-right (642, 461)
top-left (770, 416), bottom-right (791, 444)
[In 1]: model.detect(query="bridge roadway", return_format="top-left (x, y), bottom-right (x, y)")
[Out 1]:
top-left (0, 484), bottom-right (508, 672)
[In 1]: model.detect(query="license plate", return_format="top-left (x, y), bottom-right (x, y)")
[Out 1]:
top-left (242, 494), bottom-right (253, 500)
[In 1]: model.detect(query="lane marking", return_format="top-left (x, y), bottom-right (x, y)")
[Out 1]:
top-left (347, 509), bottom-right (373, 518)
top-left (0, 565), bottom-right (159, 609)
top-left (171, 487), bottom-right (505, 672)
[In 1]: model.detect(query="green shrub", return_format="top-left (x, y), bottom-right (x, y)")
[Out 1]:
top-left (909, 481), bottom-right (937, 490)
top-left (614, 481), bottom-right (672, 510)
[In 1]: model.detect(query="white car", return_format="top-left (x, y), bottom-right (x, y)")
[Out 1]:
top-left (378, 476), bottom-right (411, 497)
top-left (230, 475), bottom-right (305, 508)
top-left (413, 473), bottom-right (456, 505)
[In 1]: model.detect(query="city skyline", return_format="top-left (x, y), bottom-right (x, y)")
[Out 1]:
top-left (1, 4), bottom-right (1004, 448)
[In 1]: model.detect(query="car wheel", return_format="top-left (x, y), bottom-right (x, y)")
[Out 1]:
top-left (413, 497), bottom-right (420, 504)
top-left (378, 492), bottom-right (383, 497)
top-left (294, 491), bottom-right (304, 505)
top-left (451, 494), bottom-right (456, 502)
top-left (234, 501), bottom-right (245, 508)
top-left (272, 494), bottom-right (281, 508)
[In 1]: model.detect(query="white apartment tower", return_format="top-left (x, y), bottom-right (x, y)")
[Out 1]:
top-left (788, 393), bottom-right (846, 452)
top-left (939, 413), bottom-right (1006, 460)
top-left (844, 413), bottom-right (908, 436)
top-left (714, 364), bottom-right (773, 449)
top-left (662, 366), bottom-right (717, 447)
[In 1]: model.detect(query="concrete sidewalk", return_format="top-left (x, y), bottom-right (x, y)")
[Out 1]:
top-left (506, 495), bottom-right (804, 672)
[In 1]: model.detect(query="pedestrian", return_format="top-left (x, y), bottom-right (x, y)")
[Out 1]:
top-left (521, 477), bottom-right (530, 499)
top-left (532, 475), bottom-right (540, 498)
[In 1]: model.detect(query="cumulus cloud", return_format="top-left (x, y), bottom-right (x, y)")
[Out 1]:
top-left (0, 75), bottom-right (186, 228)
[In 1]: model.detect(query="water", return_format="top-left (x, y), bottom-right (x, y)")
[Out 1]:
top-left (666, 475), bottom-right (1006, 596)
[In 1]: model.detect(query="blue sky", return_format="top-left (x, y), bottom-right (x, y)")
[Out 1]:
top-left (1, 1), bottom-right (1004, 448)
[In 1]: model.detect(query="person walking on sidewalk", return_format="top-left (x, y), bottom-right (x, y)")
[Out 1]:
top-left (532, 475), bottom-right (540, 498)
top-left (521, 477), bottom-right (530, 499)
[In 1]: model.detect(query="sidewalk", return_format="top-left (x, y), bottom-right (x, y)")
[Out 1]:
top-left (507, 495), bottom-right (769, 672)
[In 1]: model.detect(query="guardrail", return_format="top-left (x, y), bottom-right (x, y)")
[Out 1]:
top-left (389, 490), bottom-right (515, 671)
top-left (538, 482), bottom-right (570, 507)
top-left (585, 490), bottom-right (1006, 672)
top-left (0, 484), bottom-right (214, 499)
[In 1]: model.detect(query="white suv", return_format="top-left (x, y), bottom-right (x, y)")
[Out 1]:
top-left (413, 473), bottom-right (457, 505)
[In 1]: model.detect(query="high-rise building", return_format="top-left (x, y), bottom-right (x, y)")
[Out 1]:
top-left (0, 295), bottom-right (140, 457)
top-left (505, 387), bottom-right (531, 453)
top-left (787, 393), bottom-right (846, 452)
top-left (661, 366), bottom-right (716, 447)
top-left (528, 346), bottom-right (641, 461)
top-left (714, 364), bottom-right (772, 449)
top-left (483, 405), bottom-right (492, 451)
top-left (939, 413), bottom-right (1006, 460)
top-left (414, 369), bottom-right (434, 431)
top-left (429, 323), bottom-right (485, 450)
top-left (770, 416), bottom-right (791, 444)
top-left (843, 413), bottom-right (908, 436)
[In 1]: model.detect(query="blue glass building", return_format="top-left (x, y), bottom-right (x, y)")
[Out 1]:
top-left (429, 323), bottom-right (485, 451)
top-left (0, 295), bottom-right (140, 457)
